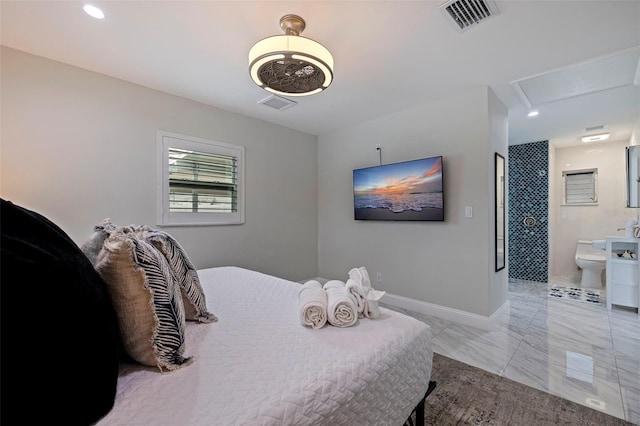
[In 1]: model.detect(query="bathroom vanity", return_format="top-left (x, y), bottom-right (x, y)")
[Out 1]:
top-left (605, 236), bottom-right (639, 312)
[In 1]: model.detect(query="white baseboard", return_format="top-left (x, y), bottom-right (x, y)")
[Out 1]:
top-left (381, 292), bottom-right (510, 331)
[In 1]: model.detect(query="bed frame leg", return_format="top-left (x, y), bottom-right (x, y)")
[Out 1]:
top-left (415, 397), bottom-right (425, 426)
top-left (410, 380), bottom-right (436, 426)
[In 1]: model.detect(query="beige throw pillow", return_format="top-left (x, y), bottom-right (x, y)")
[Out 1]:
top-left (95, 230), bottom-right (191, 372)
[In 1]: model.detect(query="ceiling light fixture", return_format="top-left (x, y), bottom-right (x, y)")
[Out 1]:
top-left (249, 14), bottom-right (334, 97)
top-left (581, 133), bottom-right (610, 143)
top-left (527, 111), bottom-right (539, 117)
top-left (83, 4), bottom-right (105, 19)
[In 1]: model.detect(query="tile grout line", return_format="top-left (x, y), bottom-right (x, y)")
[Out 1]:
top-left (606, 307), bottom-right (629, 422)
top-left (500, 334), bottom-right (526, 378)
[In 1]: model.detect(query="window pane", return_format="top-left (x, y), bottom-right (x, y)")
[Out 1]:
top-left (168, 148), bottom-right (237, 213)
top-left (169, 185), bottom-right (236, 213)
top-left (157, 130), bottom-right (245, 226)
top-left (564, 170), bottom-right (596, 204)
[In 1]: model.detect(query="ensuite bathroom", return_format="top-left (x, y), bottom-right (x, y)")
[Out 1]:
top-left (508, 139), bottom-right (640, 309)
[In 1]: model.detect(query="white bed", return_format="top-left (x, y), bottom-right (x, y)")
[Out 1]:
top-left (97, 266), bottom-right (433, 426)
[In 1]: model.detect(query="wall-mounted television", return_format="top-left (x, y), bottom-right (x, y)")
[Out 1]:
top-left (353, 155), bottom-right (444, 221)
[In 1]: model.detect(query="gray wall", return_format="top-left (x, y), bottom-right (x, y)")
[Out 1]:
top-left (488, 89), bottom-right (509, 313)
top-left (1, 47), bottom-right (318, 281)
top-left (318, 86), bottom-right (508, 317)
top-left (2, 47), bottom-right (509, 317)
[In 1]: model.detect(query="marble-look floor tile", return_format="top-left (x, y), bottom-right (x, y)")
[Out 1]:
top-left (609, 312), bottom-right (640, 337)
top-left (528, 311), bottom-right (614, 350)
top-left (508, 291), bottom-right (546, 305)
top-left (508, 290), bottom-right (546, 305)
top-left (620, 384), bottom-right (640, 425)
top-left (615, 353), bottom-right (640, 391)
top-left (497, 314), bottom-right (535, 335)
top-left (541, 296), bottom-right (611, 319)
top-left (503, 355), bottom-right (626, 420)
top-left (496, 300), bottom-right (539, 333)
top-left (400, 278), bottom-right (638, 423)
top-left (504, 288), bottom-right (544, 310)
top-left (611, 329), bottom-right (640, 358)
top-left (624, 405), bottom-right (640, 425)
top-left (509, 279), bottom-right (548, 295)
top-left (433, 323), bottom-right (523, 375)
top-left (509, 338), bottom-right (619, 384)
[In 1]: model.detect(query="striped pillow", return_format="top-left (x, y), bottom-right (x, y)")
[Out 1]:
top-left (95, 230), bottom-right (191, 371)
top-left (141, 229), bottom-right (218, 324)
top-left (83, 220), bottom-right (217, 324)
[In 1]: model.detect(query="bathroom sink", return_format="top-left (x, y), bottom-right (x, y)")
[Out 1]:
top-left (592, 240), bottom-right (606, 250)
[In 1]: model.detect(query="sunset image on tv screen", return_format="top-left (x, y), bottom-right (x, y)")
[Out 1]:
top-left (353, 156), bottom-right (444, 221)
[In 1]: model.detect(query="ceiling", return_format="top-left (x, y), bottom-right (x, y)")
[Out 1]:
top-left (1, 0), bottom-right (639, 148)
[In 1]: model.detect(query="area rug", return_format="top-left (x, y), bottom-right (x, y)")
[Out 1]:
top-left (406, 353), bottom-right (632, 426)
top-left (548, 285), bottom-right (603, 305)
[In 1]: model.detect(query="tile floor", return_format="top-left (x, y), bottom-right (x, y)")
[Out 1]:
top-left (382, 278), bottom-right (640, 424)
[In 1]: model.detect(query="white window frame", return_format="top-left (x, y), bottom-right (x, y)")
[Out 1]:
top-left (562, 168), bottom-right (598, 206)
top-left (156, 130), bottom-right (245, 226)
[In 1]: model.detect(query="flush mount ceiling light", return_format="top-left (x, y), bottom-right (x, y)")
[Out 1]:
top-left (581, 133), bottom-right (610, 143)
top-left (249, 14), bottom-right (334, 97)
top-left (83, 4), bottom-right (105, 19)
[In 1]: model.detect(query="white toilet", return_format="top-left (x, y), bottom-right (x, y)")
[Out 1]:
top-left (575, 240), bottom-right (606, 288)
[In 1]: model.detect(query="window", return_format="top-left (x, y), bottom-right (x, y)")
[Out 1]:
top-left (157, 131), bottom-right (244, 226)
top-left (563, 168), bottom-right (597, 205)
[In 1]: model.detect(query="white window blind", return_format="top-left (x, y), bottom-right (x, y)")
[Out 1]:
top-left (168, 148), bottom-right (237, 213)
top-left (563, 169), bottom-right (597, 205)
top-left (157, 131), bottom-right (245, 226)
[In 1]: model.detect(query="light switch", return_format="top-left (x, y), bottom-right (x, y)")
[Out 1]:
top-left (465, 206), bottom-right (473, 218)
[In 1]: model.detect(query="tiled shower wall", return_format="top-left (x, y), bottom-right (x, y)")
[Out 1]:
top-left (508, 141), bottom-right (549, 282)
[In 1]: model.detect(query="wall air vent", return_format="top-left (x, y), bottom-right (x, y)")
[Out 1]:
top-left (258, 94), bottom-right (297, 111)
top-left (440, 0), bottom-right (500, 32)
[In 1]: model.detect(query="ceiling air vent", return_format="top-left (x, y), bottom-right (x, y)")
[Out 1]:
top-left (258, 94), bottom-right (297, 111)
top-left (440, 0), bottom-right (500, 32)
top-left (585, 124), bottom-right (606, 132)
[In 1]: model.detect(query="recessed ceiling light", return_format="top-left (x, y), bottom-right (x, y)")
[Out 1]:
top-left (581, 133), bottom-right (610, 143)
top-left (527, 111), bottom-right (539, 117)
top-left (83, 4), bottom-right (105, 19)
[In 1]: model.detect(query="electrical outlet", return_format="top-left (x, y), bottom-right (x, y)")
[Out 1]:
top-left (376, 273), bottom-right (382, 282)
top-left (376, 143), bottom-right (381, 150)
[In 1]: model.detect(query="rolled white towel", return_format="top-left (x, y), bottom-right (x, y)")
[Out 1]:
top-left (299, 280), bottom-right (328, 329)
top-left (345, 278), bottom-right (366, 317)
top-left (323, 280), bottom-right (358, 328)
top-left (348, 267), bottom-right (386, 319)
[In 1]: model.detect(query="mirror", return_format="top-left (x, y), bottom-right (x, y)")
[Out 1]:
top-left (627, 145), bottom-right (640, 208)
top-left (495, 153), bottom-right (505, 272)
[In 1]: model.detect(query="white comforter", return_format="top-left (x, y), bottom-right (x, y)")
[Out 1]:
top-left (98, 266), bottom-right (433, 426)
